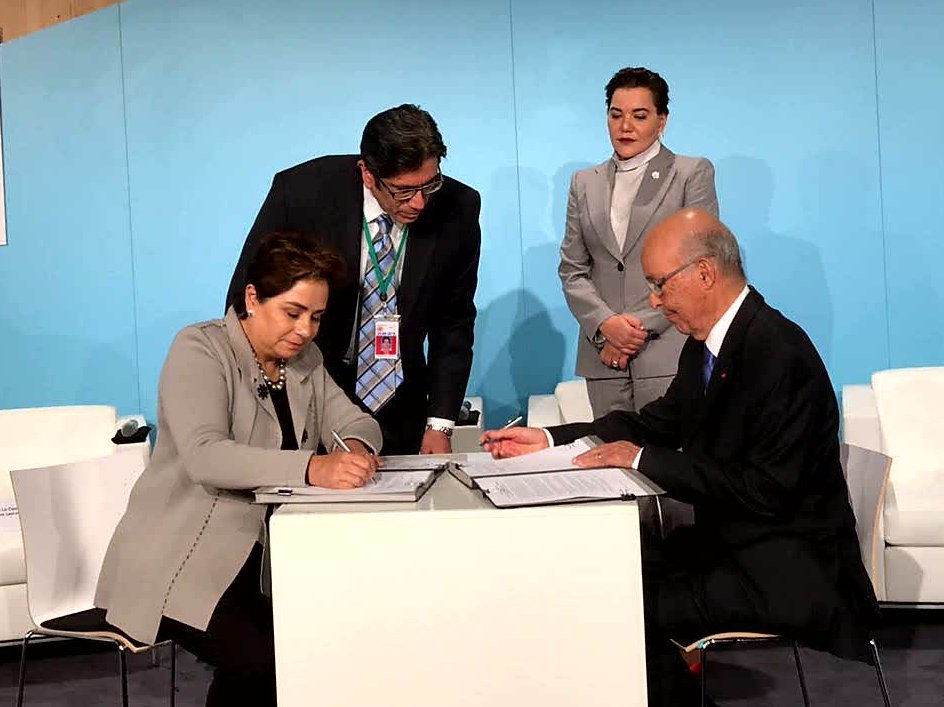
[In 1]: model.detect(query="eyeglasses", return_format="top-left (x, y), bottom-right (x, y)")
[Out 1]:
top-left (645, 256), bottom-right (705, 296)
top-left (376, 170), bottom-right (444, 203)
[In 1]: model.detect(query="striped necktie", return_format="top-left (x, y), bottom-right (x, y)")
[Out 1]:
top-left (355, 214), bottom-right (403, 411)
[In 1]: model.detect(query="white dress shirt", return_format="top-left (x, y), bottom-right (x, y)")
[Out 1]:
top-left (610, 140), bottom-right (663, 250)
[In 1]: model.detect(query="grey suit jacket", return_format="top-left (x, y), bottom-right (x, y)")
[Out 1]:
top-left (559, 145), bottom-right (719, 382)
top-left (95, 308), bottom-right (382, 643)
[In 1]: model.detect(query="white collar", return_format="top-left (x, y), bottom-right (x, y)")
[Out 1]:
top-left (613, 140), bottom-right (662, 173)
top-left (362, 185), bottom-right (386, 223)
top-left (704, 285), bottom-right (750, 357)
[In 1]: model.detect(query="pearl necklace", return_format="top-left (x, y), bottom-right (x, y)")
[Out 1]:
top-left (256, 358), bottom-right (286, 391)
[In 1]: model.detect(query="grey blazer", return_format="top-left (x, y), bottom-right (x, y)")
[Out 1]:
top-left (559, 145), bottom-right (719, 381)
top-left (95, 308), bottom-right (382, 644)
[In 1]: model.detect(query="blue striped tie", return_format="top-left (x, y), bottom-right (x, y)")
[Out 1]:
top-left (355, 215), bottom-right (403, 411)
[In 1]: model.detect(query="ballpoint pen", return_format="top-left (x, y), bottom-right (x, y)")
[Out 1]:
top-left (332, 430), bottom-right (379, 486)
top-left (479, 414), bottom-right (524, 447)
top-left (500, 415), bottom-right (524, 430)
top-left (331, 429), bottom-right (352, 453)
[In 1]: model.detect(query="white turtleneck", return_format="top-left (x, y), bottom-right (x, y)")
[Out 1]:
top-left (610, 139), bottom-right (662, 250)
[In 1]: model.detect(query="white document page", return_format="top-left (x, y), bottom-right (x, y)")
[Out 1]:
top-left (477, 468), bottom-right (663, 508)
top-left (458, 437), bottom-right (597, 479)
top-left (257, 470), bottom-right (432, 497)
top-left (378, 454), bottom-right (452, 471)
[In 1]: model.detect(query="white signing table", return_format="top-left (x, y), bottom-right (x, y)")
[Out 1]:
top-left (269, 472), bottom-right (648, 706)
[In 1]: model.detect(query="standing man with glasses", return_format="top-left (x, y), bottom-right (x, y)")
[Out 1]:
top-left (226, 104), bottom-right (481, 454)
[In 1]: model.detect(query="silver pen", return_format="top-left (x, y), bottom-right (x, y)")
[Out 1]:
top-left (501, 415), bottom-right (524, 430)
top-left (332, 429), bottom-right (377, 486)
top-left (479, 414), bottom-right (524, 447)
top-left (331, 429), bottom-right (352, 453)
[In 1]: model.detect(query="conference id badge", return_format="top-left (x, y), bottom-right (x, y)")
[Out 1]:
top-left (374, 317), bottom-right (400, 360)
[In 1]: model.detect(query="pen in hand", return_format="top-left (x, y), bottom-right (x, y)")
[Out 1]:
top-left (501, 415), bottom-right (523, 429)
top-left (479, 414), bottom-right (524, 447)
top-left (331, 429), bottom-right (380, 486)
top-left (331, 429), bottom-right (352, 453)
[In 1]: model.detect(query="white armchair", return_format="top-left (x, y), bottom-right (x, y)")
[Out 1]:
top-left (842, 367), bottom-right (944, 604)
top-left (0, 405), bottom-right (150, 643)
top-left (527, 380), bottom-right (593, 427)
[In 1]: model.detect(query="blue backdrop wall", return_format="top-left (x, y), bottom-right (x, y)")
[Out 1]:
top-left (0, 0), bottom-right (941, 425)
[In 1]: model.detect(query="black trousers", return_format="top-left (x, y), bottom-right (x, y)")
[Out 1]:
top-left (157, 543), bottom-right (276, 707)
top-left (642, 526), bottom-right (762, 707)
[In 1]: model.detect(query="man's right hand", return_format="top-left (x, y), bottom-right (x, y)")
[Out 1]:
top-left (480, 427), bottom-right (549, 459)
top-left (599, 314), bottom-right (648, 355)
top-left (306, 450), bottom-right (378, 489)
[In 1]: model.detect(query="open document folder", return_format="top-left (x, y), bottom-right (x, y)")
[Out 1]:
top-left (254, 465), bottom-right (442, 504)
top-left (476, 467), bottom-right (664, 509)
top-left (450, 437), bottom-right (599, 487)
top-left (449, 436), bottom-right (664, 508)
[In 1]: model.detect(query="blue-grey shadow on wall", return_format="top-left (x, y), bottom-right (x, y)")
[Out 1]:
top-left (717, 155), bottom-right (833, 368)
top-left (473, 287), bottom-right (566, 427)
top-left (0, 318), bottom-right (139, 413)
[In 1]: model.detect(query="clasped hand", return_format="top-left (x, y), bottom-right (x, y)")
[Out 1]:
top-left (306, 440), bottom-right (380, 489)
top-left (599, 314), bottom-right (648, 363)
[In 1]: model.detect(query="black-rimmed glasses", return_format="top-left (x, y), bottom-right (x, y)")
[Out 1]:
top-left (376, 170), bottom-right (444, 203)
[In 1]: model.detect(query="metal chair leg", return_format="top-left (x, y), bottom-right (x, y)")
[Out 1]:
top-left (16, 630), bottom-right (35, 707)
top-left (870, 638), bottom-right (892, 707)
top-left (791, 641), bottom-right (812, 707)
top-left (118, 645), bottom-right (129, 707)
top-left (700, 646), bottom-right (708, 707)
top-left (170, 641), bottom-right (177, 707)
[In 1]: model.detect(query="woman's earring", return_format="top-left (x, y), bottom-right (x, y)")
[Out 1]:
top-left (247, 309), bottom-right (255, 317)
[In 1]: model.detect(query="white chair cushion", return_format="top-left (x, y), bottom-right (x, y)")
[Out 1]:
top-left (0, 406), bottom-right (118, 470)
top-left (884, 472), bottom-right (944, 546)
top-left (527, 395), bottom-right (564, 428)
top-left (885, 546), bottom-right (944, 603)
top-left (554, 380), bottom-right (593, 424)
top-left (871, 367), bottom-right (944, 481)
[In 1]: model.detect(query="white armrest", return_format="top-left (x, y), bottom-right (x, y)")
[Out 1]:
top-left (842, 384), bottom-right (882, 453)
top-left (528, 395), bottom-right (564, 428)
top-left (554, 380), bottom-right (594, 424)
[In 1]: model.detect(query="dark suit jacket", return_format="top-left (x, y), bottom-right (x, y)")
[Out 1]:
top-left (552, 288), bottom-right (880, 658)
top-left (226, 155), bottom-right (481, 446)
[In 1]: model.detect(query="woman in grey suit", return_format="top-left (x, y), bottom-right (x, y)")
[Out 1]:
top-left (95, 232), bottom-right (382, 706)
top-left (560, 67), bottom-right (719, 416)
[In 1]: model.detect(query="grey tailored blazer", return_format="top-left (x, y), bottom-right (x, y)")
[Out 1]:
top-left (95, 308), bottom-right (382, 644)
top-left (559, 145), bottom-right (719, 388)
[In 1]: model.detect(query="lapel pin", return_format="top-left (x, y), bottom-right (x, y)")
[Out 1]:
top-left (651, 170), bottom-right (660, 180)
top-left (720, 372), bottom-right (727, 380)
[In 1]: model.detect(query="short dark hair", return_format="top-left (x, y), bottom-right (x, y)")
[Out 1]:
top-left (360, 104), bottom-right (447, 178)
top-left (234, 231), bottom-right (346, 318)
top-left (605, 67), bottom-right (670, 114)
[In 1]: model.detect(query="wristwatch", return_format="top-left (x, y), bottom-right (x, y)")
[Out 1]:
top-left (590, 330), bottom-right (607, 351)
top-left (425, 422), bottom-right (454, 438)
